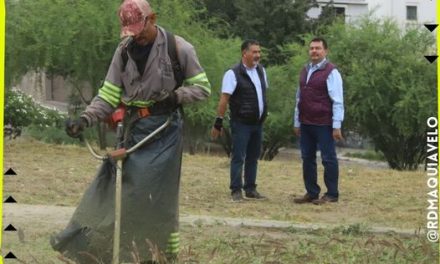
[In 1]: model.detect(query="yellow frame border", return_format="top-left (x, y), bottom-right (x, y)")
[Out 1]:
top-left (0, 0), bottom-right (5, 262)
top-left (0, 1), bottom-right (6, 264)
top-left (437, 0), bottom-right (440, 257)
top-left (0, 1), bottom-right (437, 263)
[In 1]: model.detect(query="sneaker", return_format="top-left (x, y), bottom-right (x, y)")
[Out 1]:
top-left (312, 194), bottom-right (338, 205)
top-left (231, 190), bottom-right (243, 202)
top-left (293, 193), bottom-right (319, 204)
top-left (245, 190), bottom-right (267, 200)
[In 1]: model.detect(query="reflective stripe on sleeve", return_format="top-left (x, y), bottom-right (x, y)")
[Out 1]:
top-left (184, 72), bottom-right (211, 95)
top-left (121, 99), bottom-right (155, 108)
top-left (97, 81), bottom-right (122, 107)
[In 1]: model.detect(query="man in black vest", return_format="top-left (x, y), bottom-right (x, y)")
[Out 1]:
top-left (211, 40), bottom-right (268, 202)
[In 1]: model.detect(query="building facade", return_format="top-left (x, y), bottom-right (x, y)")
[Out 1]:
top-left (308, 0), bottom-right (436, 29)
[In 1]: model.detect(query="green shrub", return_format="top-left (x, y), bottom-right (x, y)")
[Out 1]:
top-left (5, 90), bottom-right (66, 128)
top-left (25, 124), bottom-right (98, 145)
top-left (25, 125), bottom-right (77, 145)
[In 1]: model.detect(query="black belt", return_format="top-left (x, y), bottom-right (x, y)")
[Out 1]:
top-left (148, 100), bottom-right (178, 115)
top-left (128, 102), bottom-right (177, 119)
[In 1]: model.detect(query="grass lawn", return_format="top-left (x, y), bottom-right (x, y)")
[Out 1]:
top-left (2, 136), bottom-right (438, 263)
top-left (2, 218), bottom-right (437, 264)
top-left (4, 136), bottom-right (428, 230)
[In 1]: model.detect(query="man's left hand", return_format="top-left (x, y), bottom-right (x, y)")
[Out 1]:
top-left (333, 128), bottom-right (344, 141)
top-left (165, 90), bottom-right (179, 105)
top-left (65, 118), bottom-right (87, 138)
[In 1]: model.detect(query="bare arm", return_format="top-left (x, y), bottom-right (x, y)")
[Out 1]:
top-left (216, 93), bottom-right (230, 118)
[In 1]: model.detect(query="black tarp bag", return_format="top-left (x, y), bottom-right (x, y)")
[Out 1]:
top-left (51, 112), bottom-right (183, 263)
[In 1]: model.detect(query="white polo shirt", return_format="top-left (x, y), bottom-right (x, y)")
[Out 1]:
top-left (221, 64), bottom-right (268, 117)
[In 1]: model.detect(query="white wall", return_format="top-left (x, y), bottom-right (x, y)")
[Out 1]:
top-left (308, 0), bottom-right (436, 29)
top-left (308, 0), bottom-right (369, 23)
top-left (367, 0), bottom-right (436, 28)
top-left (307, 1), bottom-right (368, 23)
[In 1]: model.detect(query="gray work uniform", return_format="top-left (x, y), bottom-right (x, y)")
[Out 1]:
top-left (81, 26), bottom-right (211, 125)
top-left (52, 26), bottom-right (211, 263)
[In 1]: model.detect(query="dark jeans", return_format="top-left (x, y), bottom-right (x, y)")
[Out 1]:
top-left (300, 124), bottom-right (339, 198)
top-left (230, 119), bottom-right (263, 193)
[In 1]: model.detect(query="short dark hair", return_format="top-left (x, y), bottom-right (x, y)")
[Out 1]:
top-left (241, 39), bottom-right (260, 52)
top-left (310, 37), bottom-right (328, 49)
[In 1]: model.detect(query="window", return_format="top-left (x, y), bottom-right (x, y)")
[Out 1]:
top-left (335, 7), bottom-right (346, 18)
top-left (406, 6), bottom-right (417, 21)
top-left (319, 5), bottom-right (346, 22)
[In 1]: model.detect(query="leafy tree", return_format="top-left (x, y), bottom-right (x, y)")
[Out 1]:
top-left (288, 18), bottom-right (436, 170)
top-left (192, 0), bottom-right (238, 38)
top-left (6, 0), bottom-right (120, 93)
top-left (311, 0), bottom-right (345, 35)
top-left (199, 0), bottom-right (318, 65)
top-left (7, 0), bottom-right (122, 148)
top-left (6, 0), bottom-right (241, 151)
top-left (260, 65), bottom-right (297, 160)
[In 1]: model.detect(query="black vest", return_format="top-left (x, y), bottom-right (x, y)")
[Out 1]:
top-left (230, 63), bottom-right (268, 125)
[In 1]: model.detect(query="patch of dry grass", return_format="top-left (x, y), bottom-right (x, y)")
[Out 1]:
top-left (4, 136), bottom-right (427, 229)
top-left (180, 152), bottom-right (426, 230)
top-left (4, 137), bottom-right (99, 206)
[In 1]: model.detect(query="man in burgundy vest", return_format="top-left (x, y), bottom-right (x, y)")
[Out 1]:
top-left (293, 37), bottom-right (344, 205)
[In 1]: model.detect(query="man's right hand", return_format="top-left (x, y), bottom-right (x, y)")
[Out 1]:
top-left (293, 127), bottom-right (300, 137)
top-left (65, 118), bottom-right (87, 138)
top-left (210, 127), bottom-right (222, 140)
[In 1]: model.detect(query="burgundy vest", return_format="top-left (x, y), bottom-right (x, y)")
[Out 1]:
top-left (298, 62), bottom-right (335, 125)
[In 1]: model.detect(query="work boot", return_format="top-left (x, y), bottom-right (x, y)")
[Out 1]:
top-left (293, 193), bottom-right (319, 204)
top-left (231, 190), bottom-right (243, 202)
top-left (245, 189), bottom-right (267, 200)
top-left (312, 194), bottom-right (339, 205)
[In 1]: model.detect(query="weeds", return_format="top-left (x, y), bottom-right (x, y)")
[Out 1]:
top-left (2, 224), bottom-right (438, 263)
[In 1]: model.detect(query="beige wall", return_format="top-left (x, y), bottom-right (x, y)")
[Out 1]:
top-left (14, 71), bottom-right (49, 102)
top-left (14, 71), bottom-right (94, 107)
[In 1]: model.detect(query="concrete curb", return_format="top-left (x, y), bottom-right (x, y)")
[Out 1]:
top-left (180, 214), bottom-right (422, 237)
top-left (3, 204), bottom-right (421, 237)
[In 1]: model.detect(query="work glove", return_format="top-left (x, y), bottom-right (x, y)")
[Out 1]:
top-left (65, 117), bottom-right (87, 138)
top-left (213, 117), bottom-right (223, 131)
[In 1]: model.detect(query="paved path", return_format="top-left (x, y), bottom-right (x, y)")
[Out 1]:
top-left (2, 204), bottom-right (419, 237)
